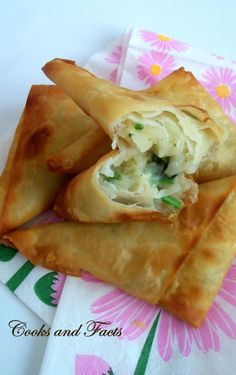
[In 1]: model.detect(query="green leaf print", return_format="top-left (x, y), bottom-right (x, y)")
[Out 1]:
top-left (34, 272), bottom-right (58, 307)
top-left (107, 368), bottom-right (115, 375)
top-left (6, 261), bottom-right (35, 292)
top-left (133, 311), bottom-right (161, 375)
top-left (0, 244), bottom-right (17, 262)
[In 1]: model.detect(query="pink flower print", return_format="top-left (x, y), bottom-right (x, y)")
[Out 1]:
top-left (105, 45), bottom-right (122, 65)
top-left (201, 67), bottom-right (236, 113)
top-left (86, 260), bottom-right (236, 361)
top-left (91, 289), bottom-right (158, 340)
top-left (75, 354), bottom-right (113, 375)
top-left (137, 51), bottom-right (176, 86)
top-left (50, 273), bottom-right (66, 305)
top-left (157, 300), bottom-right (236, 361)
top-left (105, 45), bottom-right (122, 83)
top-left (22, 209), bottom-right (63, 229)
top-left (81, 271), bottom-right (101, 283)
top-left (36, 210), bottom-right (64, 225)
top-left (81, 271), bottom-right (103, 283)
top-left (218, 264), bottom-right (236, 307)
top-left (140, 30), bottom-right (189, 52)
top-left (110, 69), bottom-right (118, 83)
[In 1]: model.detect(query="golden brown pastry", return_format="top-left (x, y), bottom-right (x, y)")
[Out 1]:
top-left (159, 183), bottom-right (236, 327)
top-left (0, 85), bottom-right (103, 236)
top-left (43, 59), bottom-right (226, 222)
top-left (47, 126), bottom-right (111, 174)
top-left (4, 220), bottom-right (187, 303)
top-left (4, 175), bottom-right (236, 325)
top-left (45, 66), bottom-right (236, 181)
top-left (0, 113), bottom-right (24, 222)
top-left (42, 59), bottom-right (224, 182)
top-left (55, 149), bottom-right (198, 223)
top-left (145, 67), bottom-right (236, 182)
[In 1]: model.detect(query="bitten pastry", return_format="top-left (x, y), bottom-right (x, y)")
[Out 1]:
top-left (55, 149), bottom-right (198, 223)
top-left (0, 85), bottom-right (107, 236)
top-left (42, 60), bottom-right (224, 180)
top-left (4, 175), bottom-right (236, 326)
top-left (45, 65), bottom-right (236, 182)
top-left (145, 67), bottom-right (236, 182)
top-left (43, 59), bottom-right (225, 222)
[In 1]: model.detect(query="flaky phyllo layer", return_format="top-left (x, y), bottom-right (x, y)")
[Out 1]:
top-left (99, 150), bottom-right (198, 214)
top-left (99, 107), bottom-right (222, 212)
top-left (112, 107), bottom-right (222, 177)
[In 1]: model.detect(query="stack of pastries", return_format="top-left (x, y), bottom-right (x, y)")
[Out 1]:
top-left (1, 59), bottom-right (236, 327)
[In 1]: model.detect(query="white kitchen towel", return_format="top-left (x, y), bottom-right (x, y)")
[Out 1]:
top-left (39, 265), bottom-right (236, 375)
top-left (0, 209), bottom-right (64, 326)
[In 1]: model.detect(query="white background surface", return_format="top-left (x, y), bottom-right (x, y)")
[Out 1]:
top-left (0, 0), bottom-right (236, 374)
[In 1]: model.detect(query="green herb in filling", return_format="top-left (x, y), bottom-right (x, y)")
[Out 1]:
top-left (103, 171), bottom-right (121, 182)
top-left (158, 177), bottom-right (174, 185)
top-left (134, 123), bottom-right (144, 130)
top-left (161, 196), bottom-right (182, 209)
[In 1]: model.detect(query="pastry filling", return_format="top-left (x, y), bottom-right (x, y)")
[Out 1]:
top-left (112, 109), bottom-right (218, 176)
top-left (99, 150), bottom-right (198, 212)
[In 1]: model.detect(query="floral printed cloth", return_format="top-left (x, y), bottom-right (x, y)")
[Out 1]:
top-left (39, 28), bottom-right (236, 374)
top-left (87, 29), bottom-right (236, 122)
top-left (0, 210), bottom-right (64, 325)
top-left (39, 268), bottom-right (236, 375)
top-left (1, 27), bottom-right (236, 374)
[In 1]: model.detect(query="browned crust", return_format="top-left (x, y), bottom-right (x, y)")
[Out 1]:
top-left (2, 220), bottom-right (187, 304)
top-left (145, 67), bottom-right (236, 182)
top-left (4, 176), bottom-right (236, 324)
top-left (47, 126), bottom-right (111, 174)
top-left (0, 84), bottom-right (98, 236)
top-left (159, 183), bottom-right (236, 327)
top-left (54, 149), bottom-right (187, 223)
top-left (42, 59), bottom-right (223, 143)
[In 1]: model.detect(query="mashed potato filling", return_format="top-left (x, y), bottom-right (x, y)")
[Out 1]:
top-left (99, 150), bottom-right (197, 212)
top-left (112, 109), bottom-right (217, 177)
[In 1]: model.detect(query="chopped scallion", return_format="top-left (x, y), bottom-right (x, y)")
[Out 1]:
top-left (134, 123), bottom-right (144, 130)
top-left (158, 177), bottom-right (174, 185)
top-left (161, 196), bottom-right (182, 209)
top-left (103, 171), bottom-right (121, 182)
